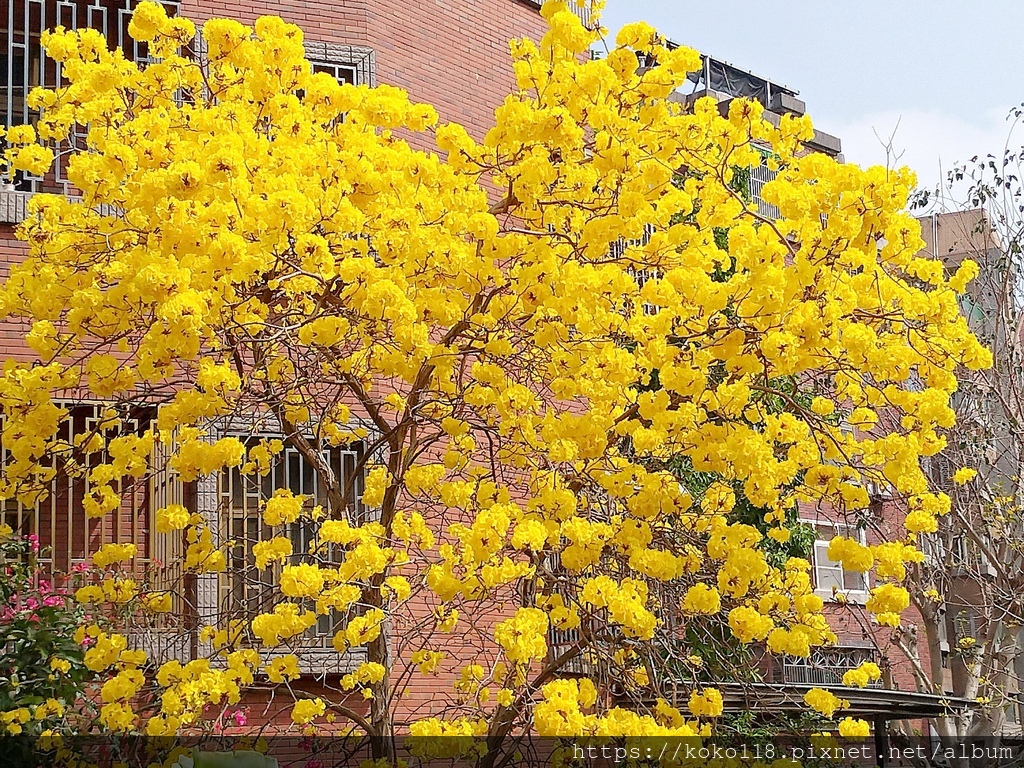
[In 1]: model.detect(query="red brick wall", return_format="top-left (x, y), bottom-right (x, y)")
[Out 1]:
top-left (802, 496), bottom-right (936, 696)
top-left (179, 0), bottom-right (370, 41)
top-left (1, 0), bottom-right (547, 731)
top-left (177, 0), bottom-right (545, 142)
top-left (0, 226), bottom-right (34, 362)
top-left (365, 0), bottom-right (545, 139)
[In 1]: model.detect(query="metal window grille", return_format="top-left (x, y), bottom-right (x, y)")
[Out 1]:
top-left (748, 160), bottom-right (780, 220)
top-left (627, 266), bottom-right (661, 316)
top-left (609, 222), bottom-right (655, 261)
top-left (612, 224), bottom-right (659, 316)
top-left (570, 0), bottom-right (593, 27)
top-left (539, 550), bottom-right (628, 677)
top-left (0, 403), bottom-right (171, 576)
top-left (524, 0), bottom-right (592, 27)
top-left (217, 438), bottom-right (367, 648)
top-left (1, 0), bottom-right (180, 193)
top-left (781, 646), bottom-right (880, 687)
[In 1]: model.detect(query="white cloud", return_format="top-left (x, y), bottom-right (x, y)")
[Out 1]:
top-left (826, 107), bottom-right (1022, 201)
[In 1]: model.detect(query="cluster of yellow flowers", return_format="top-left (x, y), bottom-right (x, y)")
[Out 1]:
top-left (842, 661), bottom-right (883, 688)
top-left (838, 717), bottom-right (872, 738)
top-left (75, 577), bottom-right (137, 605)
top-left (1, 699), bottom-right (64, 735)
top-left (0, 0), bottom-right (990, 740)
top-left (147, 652), bottom-right (262, 735)
top-left (91, 542), bottom-right (138, 568)
top-left (534, 678), bottom-right (703, 736)
top-left (494, 608), bottom-right (549, 664)
top-left (291, 698), bottom-right (326, 726)
top-left (804, 687), bottom-right (850, 719)
top-left (687, 688), bottom-right (724, 718)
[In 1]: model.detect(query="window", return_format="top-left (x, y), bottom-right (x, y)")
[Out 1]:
top-left (2, 1), bottom-right (180, 193)
top-left (0, 404), bottom-right (159, 575)
top-left (303, 42), bottom-right (375, 87)
top-left (614, 224), bottom-right (658, 316)
top-left (809, 521), bottom-right (869, 599)
top-left (920, 530), bottom-right (967, 567)
top-left (218, 438), bottom-right (368, 648)
top-left (523, 0), bottom-right (593, 26)
top-left (312, 61), bottom-right (357, 86)
top-left (954, 608), bottom-right (979, 644)
top-left (748, 150), bottom-right (780, 221)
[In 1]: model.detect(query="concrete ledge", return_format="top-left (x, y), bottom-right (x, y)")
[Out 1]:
top-left (0, 188), bottom-right (32, 224)
top-left (716, 100), bottom-right (843, 157)
top-left (0, 188), bottom-right (120, 224)
top-left (769, 91), bottom-right (806, 116)
top-left (804, 128), bottom-right (842, 156)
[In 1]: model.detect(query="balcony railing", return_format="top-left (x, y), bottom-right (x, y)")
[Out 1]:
top-left (777, 646), bottom-right (881, 687)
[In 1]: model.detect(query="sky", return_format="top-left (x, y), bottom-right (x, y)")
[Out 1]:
top-left (599, 0), bottom-right (1024, 200)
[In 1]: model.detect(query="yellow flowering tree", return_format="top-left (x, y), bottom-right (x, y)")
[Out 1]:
top-left (0, 0), bottom-right (991, 755)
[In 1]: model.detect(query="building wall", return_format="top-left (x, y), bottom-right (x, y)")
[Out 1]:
top-left (0, 0), bottom-right (549, 729)
top-left (175, 0), bottom-right (545, 142)
top-left (797, 496), bottom-right (937, 697)
top-left (171, 0), bottom-right (546, 725)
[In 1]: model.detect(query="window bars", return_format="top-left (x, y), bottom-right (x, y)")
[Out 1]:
top-left (780, 646), bottom-right (880, 687)
top-left (217, 438), bottom-right (367, 648)
top-left (1, 0), bottom-right (180, 193)
top-left (748, 158), bottom-right (780, 220)
top-left (0, 403), bottom-right (179, 578)
top-left (2, 3), bottom-right (374, 195)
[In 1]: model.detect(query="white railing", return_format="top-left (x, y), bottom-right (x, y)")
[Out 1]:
top-left (748, 161), bottom-right (780, 220)
top-left (781, 646), bottom-right (880, 687)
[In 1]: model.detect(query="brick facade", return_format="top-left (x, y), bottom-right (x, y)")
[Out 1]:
top-left (174, 0), bottom-right (546, 143)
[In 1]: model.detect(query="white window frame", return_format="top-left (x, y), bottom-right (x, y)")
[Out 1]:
top-left (303, 41), bottom-right (375, 87)
top-left (803, 518), bottom-right (870, 603)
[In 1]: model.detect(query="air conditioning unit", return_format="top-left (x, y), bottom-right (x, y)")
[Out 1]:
top-left (979, 553), bottom-right (999, 580)
top-left (865, 479), bottom-right (893, 501)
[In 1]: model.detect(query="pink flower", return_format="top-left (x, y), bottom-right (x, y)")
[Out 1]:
top-left (26, 598), bottom-right (38, 610)
top-left (27, 534), bottom-right (39, 553)
top-left (43, 595), bottom-right (63, 607)
top-left (231, 710), bottom-right (247, 727)
top-left (72, 562), bottom-right (89, 574)
top-left (80, 635), bottom-right (95, 647)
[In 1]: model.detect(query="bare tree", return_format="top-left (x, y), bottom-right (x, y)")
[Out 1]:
top-left (890, 122), bottom-right (1024, 744)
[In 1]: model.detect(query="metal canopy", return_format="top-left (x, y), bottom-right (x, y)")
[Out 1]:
top-left (653, 682), bottom-right (976, 721)
top-left (663, 43), bottom-right (798, 104)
